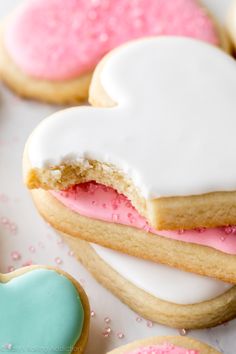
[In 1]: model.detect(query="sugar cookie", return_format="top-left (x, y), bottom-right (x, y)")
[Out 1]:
top-left (0, 265), bottom-right (90, 354)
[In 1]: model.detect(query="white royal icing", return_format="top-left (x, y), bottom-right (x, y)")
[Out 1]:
top-left (91, 243), bottom-right (232, 304)
top-left (28, 37), bottom-right (236, 199)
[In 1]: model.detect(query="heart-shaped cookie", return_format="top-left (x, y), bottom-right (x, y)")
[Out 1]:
top-left (25, 36), bottom-right (236, 230)
top-left (0, 266), bottom-right (89, 354)
top-left (107, 336), bottom-right (221, 354)
top-left (0, 0), bottom-right (230, 103)
top-left (24, 37), bottom-right (236, 283)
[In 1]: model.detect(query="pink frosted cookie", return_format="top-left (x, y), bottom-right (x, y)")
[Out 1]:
top-left (24, 37), bottom-right (236, 284)
top-left (0, 0), bottom-right (230, 103)
top-left (107, 337), bottom-right (221, 354)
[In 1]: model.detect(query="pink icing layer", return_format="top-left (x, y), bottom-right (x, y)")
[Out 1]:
top-left (51, 182), bottom-right (236, 255)
top-left (5, 0), bottom-right (219, 80)
top-left (126, 343), bottom-right (198, 354)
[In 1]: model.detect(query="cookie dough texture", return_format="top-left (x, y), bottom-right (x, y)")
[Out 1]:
top-left (61, 235), bottom-right (236, 329)
top-left (0, 265), bottom-right (90, 354)
top-left (107, 336), bottom-right (221, 354)
top-left (31, 189), bottom-right (236, 284)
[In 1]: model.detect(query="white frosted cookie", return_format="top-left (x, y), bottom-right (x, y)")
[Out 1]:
top-left (24, 37), bottom-right (236, 283)
top-left (0, 0), bottom-right (231, 104)
top-left (107, 336), bottom-right (221, 354)
top-left (25, 37), bottom-right (236, 229)
top-left (0, 265), bottom-right (90, 354)
top-left (63, 235), bottom-right (236, 329)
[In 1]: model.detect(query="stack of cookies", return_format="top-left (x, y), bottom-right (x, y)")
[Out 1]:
top-left (2, 0), bottom-right (236, 335)
top-left (23, 35), bottom-right (236, 329)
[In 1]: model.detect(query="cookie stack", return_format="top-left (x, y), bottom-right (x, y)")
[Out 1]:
top-left (22, 34), bottom-right (236, 330)
top-left (1, 0), bottom-right (236, 334)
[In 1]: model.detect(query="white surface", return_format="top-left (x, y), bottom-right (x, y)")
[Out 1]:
top-left (0, 1), bottom-right (235, 353)
top-left (92, 244), bottom-right (232, 305)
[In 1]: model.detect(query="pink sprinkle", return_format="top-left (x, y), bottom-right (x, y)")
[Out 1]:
top-left (146, 320), bottom-right (153, 328)
top-left (9, 223), bottom-right (17, 234)
top-left (112, 214), bottom-right (119, 222)
top-left (11, 251), bottom-right (21, 261)
top-left (178, 229), bottom-right (185, 235)
top-left (91, 310), bottom-right (96, 318)
top-left (136, 316), bottom-right (142, 323)
top-left (22, 260), bottom-right (33, 267)
top-left (195, 227), bottom-right (206, 233)
top-left (117, 332), bottom-right (125, 339)
top-left (179, 328), bottom-right (188, 336)
top-left (224, 226), bottom-right (233, 235)
top-left (55, 257), bottom-right (63, 265)
top-left (1, 217), bottom-right (9, 225)
top-left (68, 250), bottom-right (74, 257)
top-left (104, 316), bottom-right (111, 324)
top-left (143, 223), bottom-right (151, 232)
top-left (102, 332), bottom-right (110, 338)
top-left (105, 326), bottom-right (112, 334)
top-left (7, 266), bottom-right (15, 272)
top-left (128, 212), bottom-right (136, 224)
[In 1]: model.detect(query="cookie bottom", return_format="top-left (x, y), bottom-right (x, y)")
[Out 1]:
top-left (63, 235), bottom-right (236, 329)
top-left (107, 336), bottom-right (220, 354)
top-left (0, 27), bottom-right (92, 104)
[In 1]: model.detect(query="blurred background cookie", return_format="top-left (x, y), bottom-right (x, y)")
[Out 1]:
top-left (107, 336), bottom-right (221, 353)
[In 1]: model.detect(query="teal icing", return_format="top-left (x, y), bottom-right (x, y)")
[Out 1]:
top-left (0, 269), bottom-right (84, 354)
